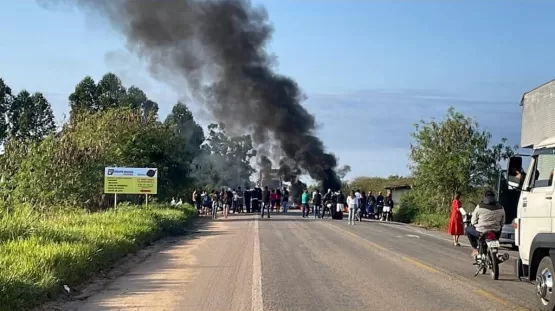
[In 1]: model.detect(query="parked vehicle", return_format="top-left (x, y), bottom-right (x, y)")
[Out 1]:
top-left (499, 219), bottom-right (516, 249)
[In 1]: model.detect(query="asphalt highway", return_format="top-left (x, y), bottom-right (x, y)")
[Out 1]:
top-left (62, 210), bottom-right (535, 311)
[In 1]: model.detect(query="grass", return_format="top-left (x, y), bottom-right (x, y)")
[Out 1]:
top-left (393, 201), bottom-right (449, 230)
top-left (0, 203), bottom-right (197, 311)
top-left (412, 211), bottom-right (449, 230)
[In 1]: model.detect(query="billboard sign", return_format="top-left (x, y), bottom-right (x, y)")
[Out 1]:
top-left (104, 167), bottom-right (158, 194)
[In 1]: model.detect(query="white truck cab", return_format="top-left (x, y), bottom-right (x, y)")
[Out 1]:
top-left (508, 79), bottom-right (555, 311)
top-left (510, 137), bottom-right (555, 311)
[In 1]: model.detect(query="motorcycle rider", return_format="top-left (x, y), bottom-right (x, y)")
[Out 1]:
top-left (465, 190), bottom-right (506, 257)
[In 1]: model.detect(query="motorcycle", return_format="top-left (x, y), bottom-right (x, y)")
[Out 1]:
top-left (473, 231), bottom-right (510, 280)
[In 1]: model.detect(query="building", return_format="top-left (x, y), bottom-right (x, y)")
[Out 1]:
top-left (385, 184), bottom-right (411, 206)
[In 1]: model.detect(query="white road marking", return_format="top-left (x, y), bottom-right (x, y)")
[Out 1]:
top-left (377, 222), bottom-right (518, 259)
top-left (406, 234), bottom-right (420, 239)
top-left (252, 217), bottom-right (264, 311)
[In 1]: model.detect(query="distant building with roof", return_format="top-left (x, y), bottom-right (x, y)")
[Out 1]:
top-left (385, 184), bottom-right (412, 206)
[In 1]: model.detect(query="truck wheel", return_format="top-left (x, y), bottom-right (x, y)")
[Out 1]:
top-left (536, 256), bottom-right (555, 311)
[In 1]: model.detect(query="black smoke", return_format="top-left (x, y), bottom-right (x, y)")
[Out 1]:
top-left (258, 155), bottom-right (272, 187)
top-left (40, 0), bottom-right (341, 190)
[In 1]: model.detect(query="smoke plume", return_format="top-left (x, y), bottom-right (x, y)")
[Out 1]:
top-left (41, 0), bottom-right (341, 190)
top-left (258, 155), bottom-right (273, 186)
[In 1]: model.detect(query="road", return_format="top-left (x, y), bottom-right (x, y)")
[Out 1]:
top-left (61, 211), bottom-right (535, 311)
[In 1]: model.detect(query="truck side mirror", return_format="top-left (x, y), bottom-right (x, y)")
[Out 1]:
top-left (507, 156), bottom-right (523, 190)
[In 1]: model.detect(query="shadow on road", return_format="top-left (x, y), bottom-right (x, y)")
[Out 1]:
top-left (50, 217), bottom-right (229, 311)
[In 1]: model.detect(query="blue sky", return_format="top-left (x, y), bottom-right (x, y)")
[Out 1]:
top-left (1, 0), bottom-right (555, 180)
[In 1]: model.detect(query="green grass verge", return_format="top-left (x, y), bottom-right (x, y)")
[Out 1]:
top-left (0, 203), bottom-right (197, 311)
top-left (412, 211), bottom-right (449, 230)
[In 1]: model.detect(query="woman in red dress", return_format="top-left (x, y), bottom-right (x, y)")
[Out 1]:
top-left (448, 193), bottom-right (464, 246)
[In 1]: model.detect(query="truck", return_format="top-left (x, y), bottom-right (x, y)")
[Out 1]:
top-left (258, 169), bottom-right (282, 190)
top-left (507, 79), bottom-right (555, 311)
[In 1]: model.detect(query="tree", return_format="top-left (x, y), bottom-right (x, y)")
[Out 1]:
top-left (124, 86), bottom-right (158, 117)
top-left (193, 123), bottom-right (256, 188)
top-left (69, 74), bottom-right (159, 117)
top-left (0, 78), bottom-right (12, 143)
top-left (9, 108), bottom-right (194, 209)
top-left (164, 102), bottom-right (204, 157)
top-left (409, 107), bottom-right (515, 213)
top-left (8, 90), bottom-right (55, 141)
top-left (96, 73), bottom-right (126, 111)
top-left (69, 76), bottom-right (98, 114)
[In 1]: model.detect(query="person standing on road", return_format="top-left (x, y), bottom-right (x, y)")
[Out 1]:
top-left (347, 190), bottom-right (358, 225)
top-left (301, 189), bottom-right (310, 218)
top-left (367, 191), bottom-right (376, 219)
top-left (382, 190), bottom-right (394, 221)
top-left (323, 189), bottom-right (333, 218)
top-left (211, 190), bottom-right (219, 219)
top-left (354, 189), bottom-right (361, 221)
top-left (236, 187), bottom-right (243, 213)
top-left (448, 192), bottom-right (464, 246)
top-left (376, 191), bottom-right (384, 220)
top-left (313, 189), bottom-right (322, 219)
top-left (359, 191), bottom-right (367, 220)
top-left (244, 187), bottom-right (251, 213)
top-left (335, 190), bottom-right (345, 220)
top-left (282, 187), bottom-right (289, 213)
top-left (270, 189), bottom-right (277, 212)
top-left (261, 186), bottom-right (271, 218)
top-left (224, 188), bottom-right (233, 219)
top-left (201, 191), bottom-right (210, 217)
top-left (252, 187), bottom-right (260, 213)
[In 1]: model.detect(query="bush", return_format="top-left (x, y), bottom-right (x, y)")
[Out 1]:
top-left (0, 203), bottom-right (197, 311)
top-left (413, 211), bottom-right (450, 229)
top-left (393, 191), bottom-right (419, 223)
top-left (393, 190), bottom-right (449, 229)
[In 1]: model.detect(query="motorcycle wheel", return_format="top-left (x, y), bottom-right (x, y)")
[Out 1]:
top-left (489, 250), bottom-right (499, 280)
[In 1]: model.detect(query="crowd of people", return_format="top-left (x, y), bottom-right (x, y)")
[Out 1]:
top-left (187, 185), bottom-right (396, 225)
top-left (190, 186), bottom-right (291, 219)
top-left (300, 188), bottom-right (395, 224)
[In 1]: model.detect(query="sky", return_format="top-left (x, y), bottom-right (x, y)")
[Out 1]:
top-left (1, 0), bottom-right (555, 181)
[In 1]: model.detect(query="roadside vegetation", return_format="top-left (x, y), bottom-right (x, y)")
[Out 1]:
top-left (0, 203), bottom-right (196, 310)
top-left (0, 74), bottom-right (258, 310)
top-left (344, 107), bottom-right (516, 229)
